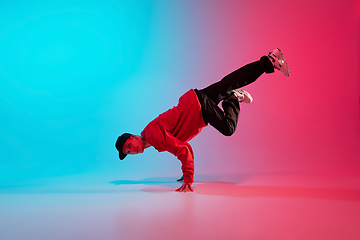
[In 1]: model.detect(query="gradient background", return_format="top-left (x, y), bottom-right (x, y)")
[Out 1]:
top-left (1, 0), bottom-right (359, 184)
top-left (1, 0), bottom-right (360, 239)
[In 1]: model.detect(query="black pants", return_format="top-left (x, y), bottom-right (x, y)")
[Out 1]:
top-left (195, 56), bottom-right (273, 136)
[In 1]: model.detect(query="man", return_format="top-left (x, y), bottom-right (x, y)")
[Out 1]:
top-left (115, 48), bottom-right (290, 192)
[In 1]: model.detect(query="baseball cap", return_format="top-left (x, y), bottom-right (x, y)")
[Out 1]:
top-left (115, 133), bottom-right (132, 160)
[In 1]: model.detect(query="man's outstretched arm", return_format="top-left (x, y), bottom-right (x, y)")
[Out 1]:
top-left (160, 131), bottom-right (195, 192)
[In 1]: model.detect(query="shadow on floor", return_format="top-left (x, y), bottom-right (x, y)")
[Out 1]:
top-left (110, 177), bottom-right (180, 187)
top-left (123, 178), bottom-right (360, 202)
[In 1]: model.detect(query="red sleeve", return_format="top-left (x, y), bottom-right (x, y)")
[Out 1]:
top-left (144, 125), bottom-right (194, 183)
top-left (162, 130), bottom-right (194, 183)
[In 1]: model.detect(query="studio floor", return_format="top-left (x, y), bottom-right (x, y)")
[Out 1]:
top-left (1, 173), bottom-right (360, 240)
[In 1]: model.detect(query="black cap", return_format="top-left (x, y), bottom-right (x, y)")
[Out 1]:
top-left (115, 133), bottom-right (133, 160)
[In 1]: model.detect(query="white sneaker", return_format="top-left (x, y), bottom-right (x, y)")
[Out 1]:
top-left (232, 89), bottom-right (253, 103)
top-left (268, 48), bottom-right (290, 77)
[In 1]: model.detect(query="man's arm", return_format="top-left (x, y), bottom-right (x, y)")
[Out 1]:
top-left (159, 131), bottom-right (195, 191)
top-left (145, 122), bottom-right (195, 192)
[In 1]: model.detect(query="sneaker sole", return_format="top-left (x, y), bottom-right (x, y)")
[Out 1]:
top-left (277, 48), bottom-right (290, 77)
top-left (234, 89), bottom-right (253, 103)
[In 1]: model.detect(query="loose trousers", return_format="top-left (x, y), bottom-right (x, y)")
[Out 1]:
top-left (195, 56), bottom-right (274, 136)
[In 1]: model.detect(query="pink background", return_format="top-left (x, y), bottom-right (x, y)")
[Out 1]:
top-left (188, 0), bottom-right (360, 177)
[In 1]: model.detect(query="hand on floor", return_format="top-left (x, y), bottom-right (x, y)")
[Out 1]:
top-left (175, 182), bottom-right (193, 193)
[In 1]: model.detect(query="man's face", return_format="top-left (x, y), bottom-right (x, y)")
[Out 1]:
top-left (122, 135), bottom-right (144, 155)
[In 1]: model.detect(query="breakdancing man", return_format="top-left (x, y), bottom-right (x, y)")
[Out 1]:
top-left (115, 48), bottom-right (290, 192)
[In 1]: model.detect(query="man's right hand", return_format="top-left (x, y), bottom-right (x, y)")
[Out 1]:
top-left (175, 182), bottom-right (193, 192)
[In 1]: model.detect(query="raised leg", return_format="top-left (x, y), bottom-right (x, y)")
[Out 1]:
top-left (195, 55), bottom-right (274, 136)
top-left (199, 56), bottom-right (273, 105)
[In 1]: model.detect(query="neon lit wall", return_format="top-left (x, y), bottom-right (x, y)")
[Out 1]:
top-left (1, 0), bottom-right (359, 184)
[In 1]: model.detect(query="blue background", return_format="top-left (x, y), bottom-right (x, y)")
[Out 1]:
top-left (0, 0), bottom-right (159, 182)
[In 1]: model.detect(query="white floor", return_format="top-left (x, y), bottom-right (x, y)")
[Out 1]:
top-left (1, 173), bottom-right (360, 240)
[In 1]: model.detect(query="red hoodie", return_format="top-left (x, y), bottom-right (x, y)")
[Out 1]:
top-left (141, 89), bottom-right (207, 183)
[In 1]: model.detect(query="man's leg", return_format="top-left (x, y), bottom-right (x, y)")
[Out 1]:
top-left (200, 56), bottom-right (273, 105)
top-left (196, 89), bottom-right (240, 136)
top-left (196, 50), bottom-right (289, 136)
